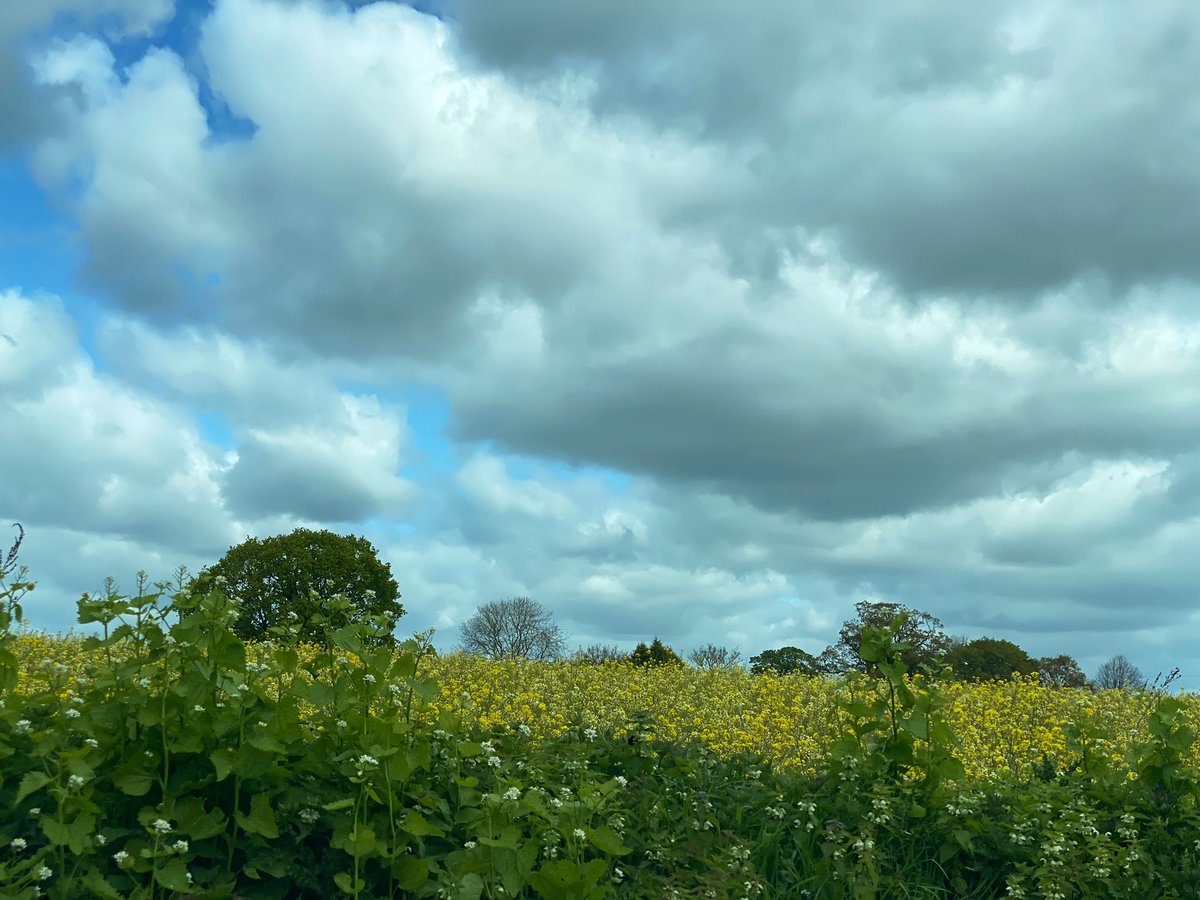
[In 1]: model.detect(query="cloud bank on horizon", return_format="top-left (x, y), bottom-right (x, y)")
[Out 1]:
top-left (3, 0), bottom-right (1200, 682)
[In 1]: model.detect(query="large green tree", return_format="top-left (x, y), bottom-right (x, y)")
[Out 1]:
top-left (819, 601), bottom-right (951, 676)
top-left (199, 528), bottom-right (403, 644)
top-left (749, 646), bottom-right (822, 676)
top-left (629, 638), bottom-right (684, 667)
top-left (945, 637), bottom-right (1038, 682)
top-left (1036, 654), bottom-right (1089, 688)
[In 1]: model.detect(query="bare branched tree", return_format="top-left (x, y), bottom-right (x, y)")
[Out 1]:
top-left (1094, 654), bottom-right (1145, 690)
top-left (571, 643), bottom-right (625, 665)
top-left (688, 643), bottom-right (743, 670)
top-left (460, 596), bottom-right (566, 661)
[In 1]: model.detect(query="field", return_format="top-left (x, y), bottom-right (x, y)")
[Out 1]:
top-left (3, 582), bottom-right (1200, 898)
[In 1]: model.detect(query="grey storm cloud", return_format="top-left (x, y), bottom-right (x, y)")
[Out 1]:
top-left (449, 0), bottom-right (1200, 298)
top-left (0, 0), bottom-right (172, 148)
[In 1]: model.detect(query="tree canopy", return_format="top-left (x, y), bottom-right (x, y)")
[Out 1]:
top-left (629, 638), bottom-right (684, 667)
top-left (1036, 654), bottom-right (1089, 688)
top-left (945, 637), bottom-right (1038, 682)
top-left (749, 646), bottom-right (822, 677)
top-left (198, 528), bottom-right (403, 645)
top-left (819, 601), bottom-right (951, 675)
top-left (459, 597), bottom-right (566, 660)
top-left (1094, 654), bottom-right (1145, 690)
top-left (688, 643), bottom-right (743, 670)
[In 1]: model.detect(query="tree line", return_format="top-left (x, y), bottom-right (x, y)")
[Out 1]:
top-left (171, 528), bottom-right (1154, 690)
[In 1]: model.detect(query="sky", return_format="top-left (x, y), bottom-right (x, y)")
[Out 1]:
top-left (2, 0), bottom-right (1200, 685)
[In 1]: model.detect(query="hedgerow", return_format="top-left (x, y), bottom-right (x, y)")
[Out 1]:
top-left (3, 566), bottom-right (1199, 897)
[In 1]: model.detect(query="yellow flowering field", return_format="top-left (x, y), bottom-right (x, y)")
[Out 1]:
top-left (13, 630), bottom-right (1199, 782)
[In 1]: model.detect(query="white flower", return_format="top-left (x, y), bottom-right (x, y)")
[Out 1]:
top-left (584, 728), bottom-right (598, 740)
top-left (64, 709), bottom-right (81, 719)
top-left (28, 808), bottom-right (40, 816)
top-left (299, 808), bottom-right (320, 824)
top-left (9, 838), bottom-right (27, 851)
top-left (550, 797), bottom-right (563, 808)
top-left (68, 774), bottom-right (86, 789)
top-left (95, 834), bottom-right (107, 846)
top-left (357, 755), bottom-right (378, 767)
top-left (14, 719), bottom-right (32, 734)
top-left (138, 678), bottom-right (150, 687)
top-left (465, 841), bottom-right (477, 849)
top-left (572, 829), bottom-right (586, 839)
top-left (152, 819), bottom-right (172, 834)
top-left (363, 674), bottom-right (376, 684)
top-left (36, 866), bottom-right (52, 881)
top-left (172, 840), bottom-right (189, 853)
top-left (503, 787), bottom-right (521, 801)
top-left (614, 775), bottom-right (628, 788)
top-left (336, 719), bottom-right (348, 729)
top-left (517, 724), bottom-right (531, 736)
top-left (84, 738), bottom-right (100, 749)
top-left (193, 705), bottom-right (205, 713)
top-left (486, 755), bottom-right (502, 768)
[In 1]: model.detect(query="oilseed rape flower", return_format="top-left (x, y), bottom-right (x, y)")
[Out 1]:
top-left (12, 634), bottom-right (1200, 782)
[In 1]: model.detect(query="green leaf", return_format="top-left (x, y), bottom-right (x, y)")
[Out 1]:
top-left (323, 798), bottom-right (356, 812)
top-left (392, 856), bottom-right (428, 890)
top-left (586, 826), bottom-right (630, 856)
top-left (343, 823), bottom-right (378, 856)
top-left (174, 798), bottom-right (227, 840)
top-left (40, 817), bottom-right (71, 847)
top-left (211, 748), bottom-right (237, 782)
top-left (16, 771), bottom-right (50, 804)
top-left (528, 859), bottom-right (609, 899)
top-left (82, 870), bottom-right (124, 900)
top-left (246, 731), bottom-right (286, 753)
top-left (334, 872), bottom-right (356, 895)
top-left (153, 858), bottom-right (194, 893)
top-left (112, 768), bottom-right (155, 797)
top-left (402, 811), bottom-right (444, 837)
top-left (455, 873), bottom-right (484, 900)
top-left (235, 793), bottom-right (279, 839)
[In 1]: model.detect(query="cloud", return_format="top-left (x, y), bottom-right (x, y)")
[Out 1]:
top-left (0, 290), bottom-right (236, 556)
top-left (450, 0), bottom-right (1200, 297)
top-left (0, 0), bottom-right (172, 150)
top-left (221, 394), bottom-right (417, 522)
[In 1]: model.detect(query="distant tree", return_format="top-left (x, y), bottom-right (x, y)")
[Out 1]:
top-left (820, 601), bottom-right (951, 675)
top-left (1036, 654), bottom-right (1089, 688)
top-left (199, 528), bottom-right (403, 646)
top-left (459, 596), bottom-right (566, 660)
top-left (945, 637), bottom-right (1038, 682)
top-left (1094, 654), bottom-right (1145, 690)
top-left (749, 646), bottom-right (822, 677)
top-left (629, 637), bottom-right (684, 668)
top-left (571, 643), bottom-right (625, 665)
top-left (688, 643), bottom-right (743, 670)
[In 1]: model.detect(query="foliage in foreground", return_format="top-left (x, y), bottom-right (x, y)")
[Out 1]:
top-left (2, 568), bottom-right (1200, 897)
